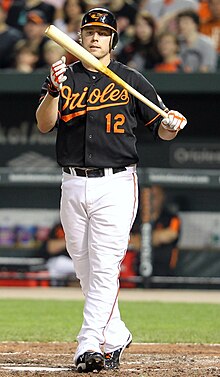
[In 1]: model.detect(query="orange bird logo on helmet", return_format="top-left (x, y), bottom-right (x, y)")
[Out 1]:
top-left (90, 12), bottom-right (108, 21)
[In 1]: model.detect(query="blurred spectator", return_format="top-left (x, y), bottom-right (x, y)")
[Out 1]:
top-left (177, 9), bottom-right (217, 72)
top-left (38, 222), bottom-right (75, 281)
top-left (12, 39), bottom-right (39, 72)
top-left (1, 0), bottom-right (13, 12)
top-left (6, 0), bottom-right (55, 32)
top-left (110, 0), bottom-right (138, 53)
top-left (82, 0), bottom-right (111, 12)
top-left (139, 0), bottom-right (199, 18)
top-left (150, 185), bottom-right (181, 277)
top-left (199, 0), bottom-right (212, 22)
top-left (200, 0), bottom-right (220, 53)
top-left (139, 0), bottom-right (199, 33)
top-left (110, 0), bottom-right (137, 27)
top-left (0, 2), bottom-right (23, 69)
top-left (154, 31), bottom-right (183, 72)
top-left (44, 0), bottom-right (65, 7)
top-left (40, 39), bottom-right (66, 70)
top-left (23, 9), bottom-right (49, 68)
top-left (54, 0), bottom-right (83, 40)
top-left (53, 0), bottom-right (82, 65)
top-left (116, 11), bottom-right (161, 72)
top-left (44, 0), bottom-right (65, 4)
top-left (43, 0), bottom-right (66, 25)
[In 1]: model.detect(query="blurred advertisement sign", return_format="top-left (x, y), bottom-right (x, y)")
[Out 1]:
top-left (170, 143), bottom-right (220, 168)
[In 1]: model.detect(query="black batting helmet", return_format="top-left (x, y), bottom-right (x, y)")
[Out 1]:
top-left (81, 8), bottom-right (118, 49)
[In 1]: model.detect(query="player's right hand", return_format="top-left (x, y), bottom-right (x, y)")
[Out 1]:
top-left (161, 110), bottom-right (187, 132)
top-left (50, 56), bottom-right (67, 91)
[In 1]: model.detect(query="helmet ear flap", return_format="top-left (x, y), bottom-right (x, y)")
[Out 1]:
top-left (111, 32), bottom-right (118, 50)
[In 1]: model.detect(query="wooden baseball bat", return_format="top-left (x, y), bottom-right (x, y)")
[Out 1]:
top-left (45, 25), bottom-right (168, 118)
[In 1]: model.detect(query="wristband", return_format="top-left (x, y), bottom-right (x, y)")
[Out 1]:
top-left (47, 82), bottom-right (60, 98)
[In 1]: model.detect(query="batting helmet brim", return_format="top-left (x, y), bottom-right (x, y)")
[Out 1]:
top-left (81, 22), bottom-right (117, 34)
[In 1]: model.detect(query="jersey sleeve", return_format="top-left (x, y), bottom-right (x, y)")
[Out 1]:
top-left (132, 71), bottom-right (168, 137)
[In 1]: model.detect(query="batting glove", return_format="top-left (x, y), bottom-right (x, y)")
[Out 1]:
top-left (161, 110), bottom-right (187, 132)
top-left (48, 56), bottom-right (67, 97)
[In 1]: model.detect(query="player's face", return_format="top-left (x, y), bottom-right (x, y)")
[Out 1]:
top-left (81, 26), bottom-right (112, 62)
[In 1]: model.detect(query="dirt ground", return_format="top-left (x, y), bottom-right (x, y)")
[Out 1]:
top-left (0, 342), bottom-right (220, 377)
top-left (0, 287), bottom-right (220, 303)
top-left (0, 288), bottom-right (220, 376)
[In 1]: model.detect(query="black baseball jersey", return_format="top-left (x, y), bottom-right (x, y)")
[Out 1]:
top-left (39, 60), bottom-right (167, 168)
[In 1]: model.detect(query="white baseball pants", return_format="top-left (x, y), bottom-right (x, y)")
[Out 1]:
top-left (60, 167), bottom-right (138, 361)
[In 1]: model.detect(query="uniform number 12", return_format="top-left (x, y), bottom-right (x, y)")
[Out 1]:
top-left (105, 113), bottom-right (125, 133)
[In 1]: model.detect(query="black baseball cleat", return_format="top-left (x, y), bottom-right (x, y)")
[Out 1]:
top-left (104, 333), bottom-right (132, 370)
top-left (76, 351), bottom-right (104, 373)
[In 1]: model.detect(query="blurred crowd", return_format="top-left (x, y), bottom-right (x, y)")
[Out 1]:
top-left (1, 0), bottom-right (220, 73)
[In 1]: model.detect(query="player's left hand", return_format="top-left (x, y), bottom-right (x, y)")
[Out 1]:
top-left (161, 110), bottom-right (187, 132)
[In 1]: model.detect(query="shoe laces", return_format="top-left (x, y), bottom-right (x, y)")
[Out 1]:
top-left (105, 349), bottom-right (121, 360)
top-left (105, 352), bottom-right (113, 359)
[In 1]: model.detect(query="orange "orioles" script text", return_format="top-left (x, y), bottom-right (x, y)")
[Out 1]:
top-left (61, 83), bottom-right (129, 112)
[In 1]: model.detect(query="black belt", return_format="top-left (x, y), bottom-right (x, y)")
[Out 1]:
top-left (63, 166), bottom-right (126, 178)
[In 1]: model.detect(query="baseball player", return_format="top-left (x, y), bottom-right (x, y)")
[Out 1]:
top-left (36, 7), bottom-right (187, 373)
